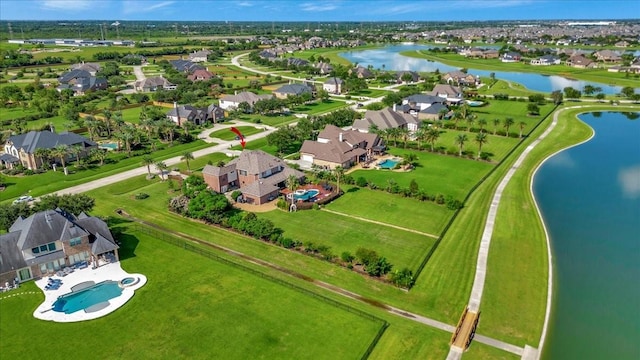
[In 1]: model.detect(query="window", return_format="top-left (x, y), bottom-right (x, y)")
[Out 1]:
top-left (239, 170), bottom-right (247, 176)
top-left (70, 237), bottom-right (82, 246)
top-left (48, 243), bottom-right (56, 251)
top-left (32, 247), bottom-right (40, 254)
top-left (40, 245), bottom-right (48, 252)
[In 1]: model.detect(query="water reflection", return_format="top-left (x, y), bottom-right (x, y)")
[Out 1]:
top-left (339, 45), bottom-right (626, 94)
top-left (618, 165), bottom-right (640, 198)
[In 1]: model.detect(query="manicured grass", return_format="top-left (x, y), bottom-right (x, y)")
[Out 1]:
top-left (209, 125), bottom-right (265, 140)
top-left (350, 148), bottom-right (493, 199)
top-left (325, 187), bottom-right (453, 236)
top-left (230, 137), bottom-right (279, 155)
top-left (432, 129), bottom-right (519, 161)
top-left (260, 208), bottom-right (437, 272)
top-left (480, 79), bottom-right (543, 98)
top-left (464, 342), bottom-right (520, 360)
top-left (1, 140), bottom-right (213, 202)
top-left (173, 152), bottom-right (234, 173)
top-left (291, 100), bottom-right (349, 115)
top-left (0, 229), bottom-right (382, 360)
top-left (0, 106), bottom-right (41, 121)
top-left (231, 113), bottom-right (298, 127)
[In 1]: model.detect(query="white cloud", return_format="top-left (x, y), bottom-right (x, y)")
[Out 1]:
top-left (42, 0), bottom-right (92, 10)
top-left (369, 0), bottom-right (540, 16)
top-left (122, 1), bottom-right (175, 14)
top-left (300, 3), bottom-right (338, 12)
top-left (236, 1), bottom-right (252, 6)
top-left (618, 165), bottom-right (640, 198)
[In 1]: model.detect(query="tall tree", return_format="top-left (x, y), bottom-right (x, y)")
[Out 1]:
top-left (52, 145), bottom-right (69, 175)
top-left (474, 132), bottom-right (488, 160)
top-left (90, 148), bottom-right (107, 166)
top-left (455, 133), bottom-right (468, 156)
top-left (477, 118), bottom-right (487, 133)
top-left (181, 152), bottom-right (194, 172)
top-left (286, 174), bottom-right (299, 208)
top-left (142, 155), bottom-right (154, 177)
top-left (426, 128), bottom-right (440, 152)
top-left (503, 117), bottom-right (514, 137)
top-left (155, 161), bottom-right (168, 181)
top-left (492, 118), bottom-right (500, 135)
top-left (334, 166), bottom-right (344, 194)
top-left (518, 121), bottom-right (527, 138)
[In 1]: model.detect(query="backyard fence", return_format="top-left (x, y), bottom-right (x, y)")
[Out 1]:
top-left (131, 222), bottom-right (390, 356)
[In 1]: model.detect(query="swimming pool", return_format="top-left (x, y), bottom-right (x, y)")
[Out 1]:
top-left (53, 280), bottom-right (122, 314)
top-left (466, 100), bottom-right (484, 107)
top-left (378, 159), bottom-right (399, 169)
top-left (99, 143), bottom-right (118, 150)
top-left (293, 189), bottom-right (320, 201)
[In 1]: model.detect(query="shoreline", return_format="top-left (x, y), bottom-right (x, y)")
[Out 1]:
top-left (529, 108), bottom-right (596, 358)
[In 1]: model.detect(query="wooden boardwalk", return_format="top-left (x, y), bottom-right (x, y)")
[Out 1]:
top-left (450, 307), bottom-right (480, 351)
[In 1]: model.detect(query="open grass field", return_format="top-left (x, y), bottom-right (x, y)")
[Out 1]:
top-left (0, 229), bottom-right (383, 360)
top-left (291, 99), bottom-right (349, 115)
top-left (325, 186), bottom-right (453, 236)
top-left (403, 50), bottom-right (640, 89)
top-left (431, 129), bottom-right (520, 161)
top-left (260, 207), bottom-right (437, 272)
top-left (479, 79), bottom-right (543, 98)
top-left (0, 106), bottom-right (41, 122)
top-left (1, 140), bottom-right (213, 202)
top-left (350, 148), bottom-right (493, 199)
top-left (209, 125), bottom-right (265, 140)
top-left (23, 115), bottom-right (71, 132)
top-left (230, 136), bottom-right (279, 155)
top-left (231, 113), bottom-right (298, 127)
top-left (173, 152), bottom-right (233, 173)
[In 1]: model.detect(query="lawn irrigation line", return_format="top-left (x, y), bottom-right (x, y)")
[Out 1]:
top-left (321, 209), bottom-right (440, 239)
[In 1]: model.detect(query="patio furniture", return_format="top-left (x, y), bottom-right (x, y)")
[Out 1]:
top-left (56, 270), bottom-right (66, 277)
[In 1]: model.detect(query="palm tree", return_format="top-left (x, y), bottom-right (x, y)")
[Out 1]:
top-left (52, 144), bottom-right (69, 175)
top-left (90, 148), bottom-right (107, 166)
top-left (503, 117), bottom-right (514, 137)
top-left (286, 174), bottom-right (299, 207)
top-left (426, 128), bottom-right (440, 152)
top-left (492, 118), bottom-right (500, 135)
top-left (477, 118), bottom-right (487, 133)
top-left (455, 134), bottom-right (468, 156)
top-left (398, 127), bottom-right (410, 148)
top-left (465, 114), bottom-right (476, 132)
top-left (518, 121), bottom-right (527, 138)
top-left (414, 127), bottom-right (428, 150)
top-left (155, 161), bottom-right (168, 181)
top-left (333, 166), bottom-right (344, 194)
top-left (69, 145), bottom-right (83, 168)
top-left (142, 155), bottom-right (154, 178)
top-left (102, 110), bottom-right (113, 137)
top-left (438, 107), bottom-right (448, 120)
top-left (34, 147), bottom-right (51, 170)
top-left (181, 152), bottom-right (194, 172)
top-left (84, 115), bottom-right (97, 141)
top-left (475, 132), bottom-right (488, 160)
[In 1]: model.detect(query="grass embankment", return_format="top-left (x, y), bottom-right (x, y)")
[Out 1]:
top-left (478, 105), bottom-right (638, 348)
top-left (0, 230), bottom-right (382, 360)
top-left (401, 50), bottom-right (640, 89)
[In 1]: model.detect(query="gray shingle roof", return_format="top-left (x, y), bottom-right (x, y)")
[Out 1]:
top-left (404, 94), bottom-right (445, 105)
top-left (235, 150), bottom-right (286, 175)
top-left (353, 108), bottom-right (417, 132)
top-left (220, 91), bottom-right (271, 105)
top-left (274, 83), bottom-right (313, 95)
top-left (7, 131), bottom-right (95, 155)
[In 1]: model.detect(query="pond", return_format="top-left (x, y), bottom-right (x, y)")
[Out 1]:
top-left (339, 44), bottom-right (627, 94)
top-left (533, 111), bottom-right (640, 359)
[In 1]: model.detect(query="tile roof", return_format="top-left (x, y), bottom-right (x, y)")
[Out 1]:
top-left (7, 131), bottom-right (96, 155)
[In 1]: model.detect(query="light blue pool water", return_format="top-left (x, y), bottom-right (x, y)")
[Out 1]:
top-left (378, 159), bottom-right (399, 169)
top-left (466, 100), bottom-right (484, 107)
top-left (99, 143), bottom-right (118, 150)
top-left (293, 189), bottom-right (320, 201)
top-left (53, 281), bottom-right (122, 314)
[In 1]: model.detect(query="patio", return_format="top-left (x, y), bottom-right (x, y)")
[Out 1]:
top-left (33, 262), bottom-right (146, 323)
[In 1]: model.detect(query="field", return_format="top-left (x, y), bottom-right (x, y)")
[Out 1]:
top-left (0, 106), bottom-right (41, 122)
top-left (0, 229), bottom-right (383, 360)
top-left (260, 207), bottom-right (437, 272)
top-left (209, 125), bottom-right (265, 140)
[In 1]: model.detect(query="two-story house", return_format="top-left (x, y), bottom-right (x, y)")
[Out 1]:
top-left (218, 91), bottom-right (272, 111)
top-left (323, 77), bottom-right (343, 94)
top-left (202, 150), bottom-right (304, 205)
top-left (2, 130), bottom-right (96, 170)
top-left (352, 107), bottom-right (419, 133)
top-left (0, 209), bottom-right (119, 284)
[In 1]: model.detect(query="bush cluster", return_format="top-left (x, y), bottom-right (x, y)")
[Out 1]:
top-left (354, 177), bottom-right (464, 210)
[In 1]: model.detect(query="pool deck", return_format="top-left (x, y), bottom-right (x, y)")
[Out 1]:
top-left (33, 262), bottom-right (146, 323)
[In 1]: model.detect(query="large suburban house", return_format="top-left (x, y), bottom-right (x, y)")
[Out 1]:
top-left (0, 209), bottom-right (119, 284)
top-left (501, 52), bottom-right (522, 63)
top-left (57, 69), bottom-right (107, 96)
top-left (70, 62), bottom-right (101, 76)
top-left (187, 69), bottom-right (216, 82)
top-left (273, 83), bottom-right (315, 99)
top-left (165, 103), bottom-right (225, 126)
top-left (394, 71), bottom-right (420, 84)
top-left (429, 84), bottom-right (464, 104)
top-left (169, 59), bottom-right (205, 73)
top-left (202, 150), bottom-right (304, 205)
top-left (323, 77), bottom-right (343, 94)
top-left (218, 91), bottom-right (272, 111)
top-left (188, 49), bottom-right (212, 63)
top-left (1, 130), bottom-right (96, 170)
top-left (315, 62), bottom-right (333, 75)
top-left (594, 50), bottom-right (622, 63)
top-left (353, 107), bottom-right (419, 133)
top-left (399, 94), bottom-right (449, 120)
top-left (530, 55), bottom-right (561, 66)
top-left (134, 76), bottom-right (176, 92)
top-left (300, 125), bottom-right (384, 169)
top-left (566, 54), bottom-right (596, 68)
top-left (443, 71), bottom-right (479, 87)
top-left (349, 66), bottom-right (373, 79)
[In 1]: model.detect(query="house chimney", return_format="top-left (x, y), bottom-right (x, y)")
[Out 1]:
top-left (339, 132), bottom-right (343, 142)
top-left (173, 101), bottom-right (177, 109)
top-left (393, 103), bottom-right (397, 112)
top-left (234, 90), bottom-right (238, 95)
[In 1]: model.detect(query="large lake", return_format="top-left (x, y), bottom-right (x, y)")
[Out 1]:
top-left (339, 44), bottom-right (627, 94)
top-left (533, 112), bottom-right (640, 359)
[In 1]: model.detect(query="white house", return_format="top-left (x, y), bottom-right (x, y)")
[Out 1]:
top-left (323, 77), bottom-right (343, 94)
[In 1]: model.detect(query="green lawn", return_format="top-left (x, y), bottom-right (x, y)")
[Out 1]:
top-left (230, 137), bottom-right (280, 155)
top-left (291, 100), bottom-right (349, 115)
top-left (174, 152), bottom-right (234, 173)
top-left (0, 228), bottom-right (382, 360)
top-left (479, 79), bottom-right (543, 98)
top-left (1, 140), bottom-right (213, 202)
top-left (325, 187), bottom-right (453, 236)
top-left (0, 106), bottom-right (41, 122)
top-left (209, 125), bottom-right (265, 140)
top-left (432, 129), bottom-right (520, 161)
top-left (350, 148), bottom-right (493, 200)
top-left (260, 208), bottom-right (437, 272)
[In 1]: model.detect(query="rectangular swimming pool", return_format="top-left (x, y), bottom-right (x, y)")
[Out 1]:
top-left (378, 159), bottom-right (399, 169)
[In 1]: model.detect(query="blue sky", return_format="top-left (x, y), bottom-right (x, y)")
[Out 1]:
top-left (0, 0), bottom-right (636, 21)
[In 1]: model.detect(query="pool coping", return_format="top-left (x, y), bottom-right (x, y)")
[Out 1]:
top-left (33, 262), bottom-right (147, 323)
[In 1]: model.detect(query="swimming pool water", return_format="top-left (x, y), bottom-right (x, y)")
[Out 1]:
top-left (293, 189), bottom-right (320, 201)
top-left (53, 281), bottom-right (122, 314)
top-left (378, 159), bottom-right (399, 169)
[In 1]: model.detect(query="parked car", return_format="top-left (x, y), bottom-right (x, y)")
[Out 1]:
top-left (12, 195), bottom-right (33, 205)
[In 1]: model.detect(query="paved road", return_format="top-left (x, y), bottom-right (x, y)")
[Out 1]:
top-left (54, 125), bottom-right (277, 196)
top-left (132, 65), bottom-right (145, 81)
